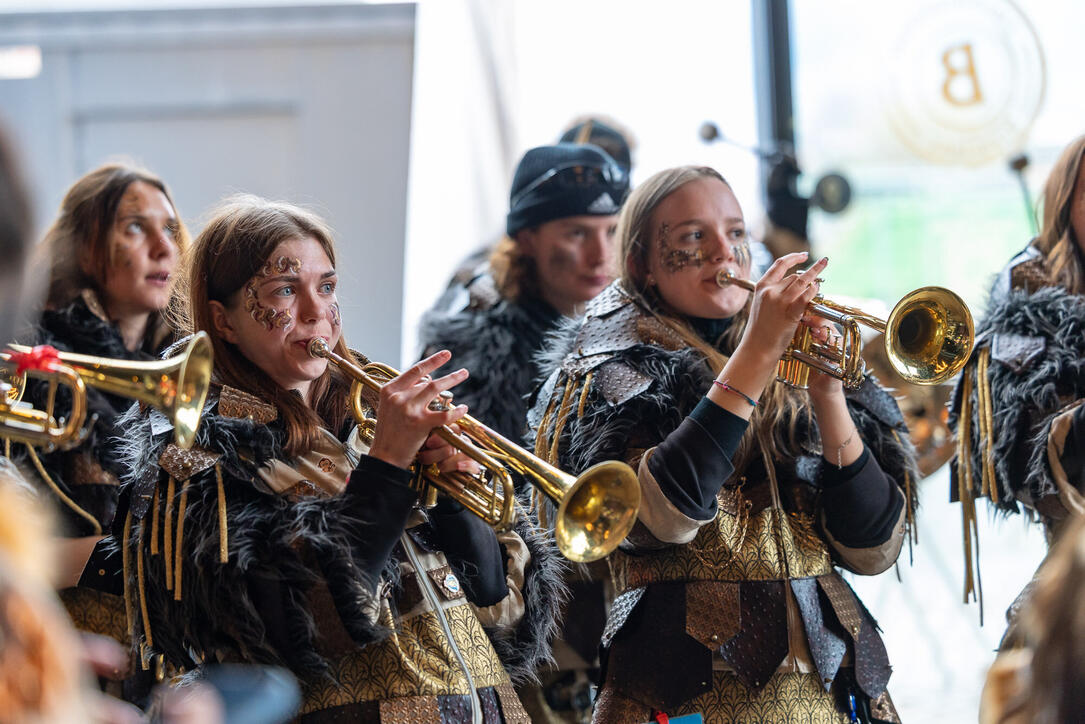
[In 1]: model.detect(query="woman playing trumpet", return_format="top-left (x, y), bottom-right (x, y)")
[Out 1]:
top-left (116, 195), bottom-right (562, 721)
top-left (530, 166), bottom-right (918, 723)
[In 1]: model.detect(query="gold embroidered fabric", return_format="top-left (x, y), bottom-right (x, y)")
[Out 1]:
top-left (615, 505), bottom-right (834, 591)
top-left (685, 581), bottom-right (740, 648)
top-left (218, 386), bottom-right (277, 424)
top-left (494, 683), bottom-right (531, 723)
top-left (595, 671), bottom-right (850, 724)
top-left (299, 603), bottom-right (512, 714)
top-left (377, 696), bottom-right (442, 723)
top-left (58, 587), bottom-right (127, 642)
top-left (158, 444), bottom-right (221, 482)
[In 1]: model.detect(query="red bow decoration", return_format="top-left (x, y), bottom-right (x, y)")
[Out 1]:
top-left (7, 345), bottom-right (62, 376)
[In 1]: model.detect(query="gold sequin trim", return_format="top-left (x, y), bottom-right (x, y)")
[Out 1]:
top-left (159, 444), bottom-right (221, 482)
top-left (219, 386), bottom-right (277, 423)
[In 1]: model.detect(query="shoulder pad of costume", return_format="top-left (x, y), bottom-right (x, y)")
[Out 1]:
top-left (584, 280), bottom-right (632, 318)
top-left (847, 374), bottom-right (906, 431)
top-left (992, 244), bottom-right (1043, 297)
top-left (562, 300), bottom-right (642, 376)
top-left (219, 386), bottom-right (278, 424)
top-left (594, 359), bottom-right (654, 407)
top-left (990, 332), bottom-right (1046, 373)
top-left (158, 443), bottom-right (222, 482)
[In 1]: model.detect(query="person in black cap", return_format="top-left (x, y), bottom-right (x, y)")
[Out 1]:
top-left (558, 115), bottom-right (634, 174)
top-left (420, 143), bottom-right (629, 723)
top-left (418, 142), bottom-right (629, 443)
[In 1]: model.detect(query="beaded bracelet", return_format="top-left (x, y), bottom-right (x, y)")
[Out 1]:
top-left (712, 379), bottom-right (758, 408)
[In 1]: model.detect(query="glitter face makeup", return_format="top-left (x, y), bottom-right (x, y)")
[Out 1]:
top-left (244, 256), bottom-right (303, 331)
top-left (657, 222), bottom-right (706, 273)
top-left (656, 222), bottom-right (752, 275)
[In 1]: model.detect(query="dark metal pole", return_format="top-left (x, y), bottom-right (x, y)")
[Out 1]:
top-left (752, 0), bottom-right (809, 244)
top-left (751, 0), bottom-right (795, 158)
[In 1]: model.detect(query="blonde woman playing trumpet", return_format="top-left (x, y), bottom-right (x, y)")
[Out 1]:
top-left (530, 166), bottom-right (917, 723)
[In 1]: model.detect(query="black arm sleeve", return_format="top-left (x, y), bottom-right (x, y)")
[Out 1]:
top-left (820, 447), bottom-right (904, 547)
top-left (77, 536), bottom-right (123, 596)
top-left (342, 455), bottom-right (419, 589)
top-left (646, 396), bottom-right (749, 520)
top-left (428, 497), bottom-right (509, 607)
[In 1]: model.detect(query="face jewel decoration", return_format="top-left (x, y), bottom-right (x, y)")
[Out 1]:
top-left (657, 222), bottom-right (706, 273)
top-left (244, 256), bottom-right (303, 331)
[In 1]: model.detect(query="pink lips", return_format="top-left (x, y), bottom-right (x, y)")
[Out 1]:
top-left (145, 272), bottom-right (170, 286)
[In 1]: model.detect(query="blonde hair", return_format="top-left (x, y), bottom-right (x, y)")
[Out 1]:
top-left (1033, 135), bottom-right (1085, 294)
top-left (616, 165), bottom-right (808, 470)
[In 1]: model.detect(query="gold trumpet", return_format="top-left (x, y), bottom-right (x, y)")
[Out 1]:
top-left (717, 271), bottom-right (975, 388)
top-left (308, 338), bottom-right (641, 563)
top-left (0, 332), bottom-right (213, 451)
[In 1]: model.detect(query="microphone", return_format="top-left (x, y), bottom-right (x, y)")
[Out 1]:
top-left (698, 121), bottom-right (783, 162)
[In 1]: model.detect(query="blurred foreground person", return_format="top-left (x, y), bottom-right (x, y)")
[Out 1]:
top-left (531, 166), bottom-right (916, 723)
top-left (0, 119), bottom-right (99, 724)
top-left (949, 134), bottom-right (1085, 641)
top-left (980, 513), bottom-right (1085, 724)
top-left (118, 196), bottom-right (562, 721)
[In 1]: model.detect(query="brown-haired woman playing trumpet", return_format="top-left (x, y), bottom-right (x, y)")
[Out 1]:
top-left (115, 195), bottom-right (562, 722)
top-left (530, 166), bottom-right (917, 723)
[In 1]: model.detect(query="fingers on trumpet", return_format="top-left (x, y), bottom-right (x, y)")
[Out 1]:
top-left (417, 428), bottom-right (481, 476)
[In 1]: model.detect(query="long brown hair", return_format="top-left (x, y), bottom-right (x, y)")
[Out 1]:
top-left (1000, 514), bottom-right (1085, 723)
top-left (39, 162), bottom-right (190, 310)
top-left (1032, 135), bottom-right (1085, 294)
top-left (490, 234), bottom-right (540, 303)
top-left (617, 165), bottom-right (808, 471)
top-left (175, 195), bottom-right (352, 458)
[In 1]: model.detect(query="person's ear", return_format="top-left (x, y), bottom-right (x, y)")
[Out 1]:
top-left (208, 300), bottom-right (239, 344)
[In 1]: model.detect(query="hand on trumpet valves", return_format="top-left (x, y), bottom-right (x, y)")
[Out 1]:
top-left (741, 252), bottom-right (828, 361)
top-left (803, 316), bottom-right (847, 402)
top-left (367, 349), bottom-right (471, 470)
top-left (416, 422), bottom-right (482, 476)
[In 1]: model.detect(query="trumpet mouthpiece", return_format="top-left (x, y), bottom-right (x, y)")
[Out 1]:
top-left (307, 338), bottom-right (329, 358)
top-left (715, 269), bottom-right (755, 292)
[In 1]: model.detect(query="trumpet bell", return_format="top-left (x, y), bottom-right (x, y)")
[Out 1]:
top-left (885, 287), bottom-right (975, 385)
top-left (556, 460), bottom-right (641, 563)
top-left (3, 332), bottom-right (213, 450)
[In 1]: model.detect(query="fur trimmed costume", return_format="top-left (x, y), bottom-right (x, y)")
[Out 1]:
top-left (419, 285), bottom-right (562, 444)
top-left (115, 382), bottom-right (564, 722)
top-left (529, 282), bottom-right (918, 723)
top-left (11, 289), bottom-right (171, 704)
top-left (949, 246), bottom-right (1085, 633)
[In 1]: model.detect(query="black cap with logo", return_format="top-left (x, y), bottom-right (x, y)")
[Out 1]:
top-left (506, 143), bottom-right (630, 238)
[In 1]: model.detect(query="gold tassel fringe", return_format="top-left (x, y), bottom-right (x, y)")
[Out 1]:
top-left (163, 476), bottom-right (175, 590)
top-left (216, 465), bottom-right (228, 564)
top-left (173, 479), bottom-right (190, 600)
